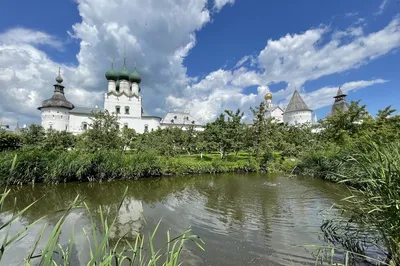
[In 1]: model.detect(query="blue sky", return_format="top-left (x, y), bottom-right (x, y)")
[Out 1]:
top-left (0, 0), bottom-right (399, 126)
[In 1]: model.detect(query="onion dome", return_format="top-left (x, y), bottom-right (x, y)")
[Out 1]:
top-left (129, 69), bottom-right (141, 84)
top-left (105, 59), bottom-right (118, 81)
top-left (264, 92), bottom-right (272, 100)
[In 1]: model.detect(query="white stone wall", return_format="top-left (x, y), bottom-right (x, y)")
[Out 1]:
top-left (40, 107), bottom-right (70, 131)
top-left (283, 110), bottom-right (312, 126)
top-left (107, 80), bottom-right (116, 93)
top-left (104, 93), bottom-right (142, 118)
top-left (270, 108), bottom-right (283, 123)
top-left (131, 83), bottom-right (139, 95)
top-left (119, 117), bottom-right (160, 133)
top-left (68, 113), bottom-right (93, 135)
top-left (120, 80), bottom-right (130, 94)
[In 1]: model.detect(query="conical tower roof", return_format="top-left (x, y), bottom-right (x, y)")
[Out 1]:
top-left (328, 87), bottom-right (349, 117)
top-left (283, 90), bottom-right (311, 113)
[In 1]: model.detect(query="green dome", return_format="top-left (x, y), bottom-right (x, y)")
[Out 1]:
top-left (129, 70), bottom-right (141, 83)
top-left (105, 69), bottom-right (118, 81)
top-left (118, 69), bottom-right (130, 81)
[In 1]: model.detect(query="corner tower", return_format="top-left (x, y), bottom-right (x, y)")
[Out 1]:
top-left (38, 68), bottom-right (74, 131)
top-left (327, 87), bottom-right (350, 117)
top-left (282, 89), bottom-right (312, 125)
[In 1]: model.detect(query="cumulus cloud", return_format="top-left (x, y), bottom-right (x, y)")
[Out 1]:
top-left (214, 0), bottom-right (235, 11)
top-left (1, 1), bottom-right (399, 128)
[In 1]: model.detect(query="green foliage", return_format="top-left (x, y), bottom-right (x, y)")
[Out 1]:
top-left (0, 188), bottom-right (204, 265)
top-left (22, 124), bottom-right (45, 147)
top-left (76, 110), bottom-right (122, 151)
top-left (0, 132), bottom-right (22, 151)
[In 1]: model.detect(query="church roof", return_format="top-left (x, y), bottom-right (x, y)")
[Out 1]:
top-left (160, 111), bottom-right (202, 126)
top-left (70, 106), bottom-right (101, 115)
top-left (328, 88), bottom-right (350, 117)
top-left (283, 90), bottom-right (312, 113)
top-left (38, 71), bottom-right (74, 110)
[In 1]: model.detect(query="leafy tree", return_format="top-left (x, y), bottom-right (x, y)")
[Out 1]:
top-left (203, 114), bottom-right (232, 159)
top-left (76, 110), bottom-right (122, 151)
top-left (249, 102), bottom-right (270, 160)
top-left (42, 130), bottom-right (76, 151)
top-left (121, 127), bottom-right (137, 150)
top-left (224, 109), bottom-right (245, 158)
top-left (0, 132), bottom-right (22, 151)
top-left (22, 124), bottom-right (46, 148)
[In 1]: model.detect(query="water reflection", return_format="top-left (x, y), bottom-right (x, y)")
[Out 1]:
top-left (0, 173), bottom-right (348, 265)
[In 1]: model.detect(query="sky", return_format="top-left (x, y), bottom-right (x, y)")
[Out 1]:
top-left (0, 0), bottom-right (399, 127)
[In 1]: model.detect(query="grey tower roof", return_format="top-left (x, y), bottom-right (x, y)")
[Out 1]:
top-left (283, 90), bottom-right (312, 113)
top-left (38, 70), bottom-right (74, 110)
top-left (328, 87), bottom-right (350, 117)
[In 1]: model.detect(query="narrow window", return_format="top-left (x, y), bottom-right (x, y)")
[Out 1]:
top-left (125, 106), bottom-right (130, 114)
top-left (65, 125), bottom-right (68, 131)
top-left (124, 123), bottom-right (128, 129)
top-left (116, 106), bottom-right (120, 114)
top-left (83, 123), bottom-right (88, 130)
top-left (144, 124), bottom-right (149, 133)
top-left (61, 115), bottom-right (63, 119)
top-left (49, 125), bottom-right (53, 130)
top-left (53, 115), bottom-right (55, 119)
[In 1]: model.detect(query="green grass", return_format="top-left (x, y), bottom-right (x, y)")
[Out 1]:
top-left (0, 150), bottom-right (262, 185)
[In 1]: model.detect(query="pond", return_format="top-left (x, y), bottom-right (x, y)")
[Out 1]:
top-left (0, 173), bottom-right (349, 265)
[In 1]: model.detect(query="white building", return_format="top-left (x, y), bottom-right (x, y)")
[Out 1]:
top-left (38, 61), bottom-right (203, 134)
top-left (263, 89), bottom-right (313, 126)
top-left (264, 93), bottom-right (284, 123)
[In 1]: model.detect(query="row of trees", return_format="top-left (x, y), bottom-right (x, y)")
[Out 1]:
top-left (1, 101), bottom-right (399, 162)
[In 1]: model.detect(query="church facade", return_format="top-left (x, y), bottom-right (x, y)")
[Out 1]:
top-left (264, 89), bottom-right (315, 126)
top-left (38, 60), bottom-right (203, 134)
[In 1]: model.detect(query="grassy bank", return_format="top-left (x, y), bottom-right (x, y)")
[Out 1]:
top-left (0, 150), bottom-right (263, 185)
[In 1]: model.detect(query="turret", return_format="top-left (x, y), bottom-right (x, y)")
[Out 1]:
top-left (105, 59), bottom-right (118, 92)
top-left (327, 87), bottom-right (350, 117)
top-left (38, 68), bottom-right (74, 131)
top-left (118, 48), bottom-right (131, 94)
top-left (129, 61), bottom-right (142, 94)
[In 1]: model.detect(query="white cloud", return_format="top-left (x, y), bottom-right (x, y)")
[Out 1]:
top-left (375, 0), bottom-right (389, 15)
top-left (214, 0), bottom-right (235, 11)
top-left (1, 1), bottom-right (399, 127)
top-left (303, 79), bottom-right (388, 110)
top-left (0, 28), bottom-right (63, 50)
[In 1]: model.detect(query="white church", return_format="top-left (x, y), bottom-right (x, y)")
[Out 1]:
top-left (263, 90), bottom-right (317, 125)
top-left (38, 59), bottom-right (203, 134)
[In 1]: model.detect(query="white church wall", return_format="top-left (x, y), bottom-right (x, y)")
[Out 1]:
top-left (104, 94), bottom-right (142, 119)
top-left (283, 111), bottom-right (312, 126)
top-left (69, 113), bottom-right (93, 135)
top-left (40, 107), bottom-right (70, 131)
top-left (107, 81), bottom-right (116, 93)
top-left (270, 108), bottom-right (283, 123)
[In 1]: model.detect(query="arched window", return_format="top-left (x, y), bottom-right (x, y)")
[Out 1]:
top-left (125, 106), bottom-right (130, 114)
top-left (124, 123), bottom-right (128, 129)
top-left (83, 123), bottom-right (88, 131)
top-left (115, 106), bottom-right (120, 114)
top-left (144, 124), bottom-right (149, 133)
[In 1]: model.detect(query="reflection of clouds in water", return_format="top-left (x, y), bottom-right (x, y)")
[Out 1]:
top-left (0, 210), bottom-right (92, 266)
top-left (109, 198), bottom-right (143, 240)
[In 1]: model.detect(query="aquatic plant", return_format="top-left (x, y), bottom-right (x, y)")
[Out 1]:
top-left (0, 187), bottom-right (204, 265)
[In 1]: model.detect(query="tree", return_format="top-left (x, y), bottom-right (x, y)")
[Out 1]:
top-left (76, 110), bottom-right (122, 151)
top-left (22, 124), bottom-right (45, 148)
top-left (203, 114), bottom-right (232, 159)
top-left (224, 109), bottom-right (245, 159)
top-left (0, 132), bottom-right (22, 151)
top-left (121, 127), bottom-right (137, 150)
top-left (249, 102), bottom-right (270, 160)
top-left (42, 130), bottom-right (76, 151)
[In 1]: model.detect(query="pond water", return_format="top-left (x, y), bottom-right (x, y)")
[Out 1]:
top-left (0, 173), bottom-right (350, 265)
